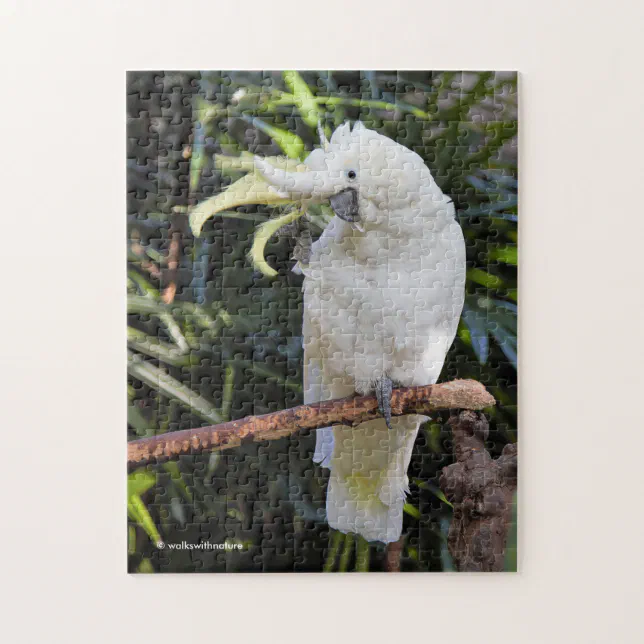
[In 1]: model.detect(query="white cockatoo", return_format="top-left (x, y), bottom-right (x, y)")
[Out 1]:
top-left (254, 122), bottom-right (466, 543)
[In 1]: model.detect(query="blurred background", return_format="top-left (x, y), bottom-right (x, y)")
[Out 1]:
top-left (127, 70), bottom-right (517, 573)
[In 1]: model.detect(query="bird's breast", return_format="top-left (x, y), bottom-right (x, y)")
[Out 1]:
top-left (303, 217), bottom-right (465, 390)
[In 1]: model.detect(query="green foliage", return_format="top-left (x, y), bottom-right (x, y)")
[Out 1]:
top-left (247, 208), bottom-right (305, 277)
top-left (128, 469), bottom-right (162, 546)
top-left (504, 491), bottom-right (518, 572)
top-left (127, 70), bottom-right (517, 572)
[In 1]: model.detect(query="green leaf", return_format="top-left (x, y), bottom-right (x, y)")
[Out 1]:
top-left (128, 496), bottom-right (161, 546)
top-left (489, 245), bottom-right (518, 265)
top-left (128, 270), bottom-right (161, 298)
top-left (422, 422), bottom-right (443, 454)
top-left (458, 320), bottom-right (472, 346)
top-left (127, 294), bottom-right (162, 315)
top-left (189, 169), bottom-right (290, 235)
top-left (480, 168), bottom-right (518, 189)
top-left (188, 98), bottom-right (217, 194)
top-left (354, 535), bottom-right (370, 572)
top-left (487, 310), bottom-right (517, 334)
top-left (317, 95), bottom-right (430, 120)
top-left (248, 209), bottom-right (304, 278)
top-left (249, 362), bottom-right (302, 392)
top-left (189, 156), bottom-right (306, 236)
top-left (422, 483), bottom-right (453, 509)
top-left (137, 558), bottom-right (155, 574)
top-left (205, 452), bottom-right (221, 480)
top-left (128, 525), bottom-right (137, 556)
top-left (324, 529), bottom-right (343, 573)
top-left (403, 503), bottom-right (421, 519)
top-left (492, 299), bottom-right (518, 314)
top-left (461, 305), bottom-right (490, 364)
top-left (221, 364), bottom-right (235, 421)
top-left (163, 462), bottom-right (192, 502)
top-left (467, 268), bottom-right (504, 289)
top-left (128, 468), bottom-right (156, 497)
top-left (157, 313), bottom-right (189, 352)
top-left (127, 327), bottom-right (191, 367)
top-left (127, 285), bottom-right (189, 353)
top-left (213, 152), bottom-right (256, 174)
top-left (283, 70), bottom-right (322, 130)
top-left (458, 195), bottom-right (518, 221)
top-left (189, 139), bottom-right (206, 195)
top-left (245, 116), bottom-right (306, 159)
top-left (491, 324), bottom-right (518, 368)
top-left (127, 351), bottom-right (223, 424)
top-left (504, 491), bottom-right (518, 572)
top-left (128, 402), bottom-right (150, 434)
top-left (127, 470), bottom-right (162, 547)
top-left (176, 300), bottom-right (225, 331)
top-left (338, 532), bottom-right (354, 572)
top-left (461, 296), bottom-right (517, 367)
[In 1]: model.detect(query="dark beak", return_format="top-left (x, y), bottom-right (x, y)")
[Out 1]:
top-left (329, 188), bottom-right (360, 222)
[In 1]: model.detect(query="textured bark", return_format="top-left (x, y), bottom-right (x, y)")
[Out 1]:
top-left (439, 410), bottom-right (518, 572)
top-left (385, 536), bottom-right (405, 572)
top-left (128, 379), bottom-right (494, 470)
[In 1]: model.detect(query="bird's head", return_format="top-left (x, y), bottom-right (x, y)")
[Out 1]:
top-left (254, 121), bottom-right (451, 233)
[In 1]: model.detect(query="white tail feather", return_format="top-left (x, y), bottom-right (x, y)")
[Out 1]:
top-left (315, 414), bottom-right (427, 543)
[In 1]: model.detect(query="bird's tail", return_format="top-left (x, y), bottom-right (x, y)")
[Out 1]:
top-left (316, 414), bottom-right (427, 543)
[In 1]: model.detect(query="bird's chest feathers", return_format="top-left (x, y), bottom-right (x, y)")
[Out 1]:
top-left (308, 216), bottom-right (461, 295)
top-left (305, 217), bottom-right (463, 333)
top-left (303, 207), bottom-right (465, 388)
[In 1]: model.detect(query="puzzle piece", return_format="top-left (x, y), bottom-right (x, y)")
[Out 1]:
top-left (127, 70), bottom-right (518, 573)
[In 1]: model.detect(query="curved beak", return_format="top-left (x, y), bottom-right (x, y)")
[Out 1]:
top-left (329, 188), bottom-right (360, 222)
top-left (253, 156), bottom-right (361, 224)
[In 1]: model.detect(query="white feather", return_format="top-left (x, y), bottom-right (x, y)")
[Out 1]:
top-left (302, 125), bottom-right (466, 543)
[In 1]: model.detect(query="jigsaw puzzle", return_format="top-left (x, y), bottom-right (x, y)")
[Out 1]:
top-left (127, 71), bottom-right (518, 573)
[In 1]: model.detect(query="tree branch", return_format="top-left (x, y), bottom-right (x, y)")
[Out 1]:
top-left (439, 410), bottom-right (518, 572)
top-left (128, 379), bottom-right (495, 470)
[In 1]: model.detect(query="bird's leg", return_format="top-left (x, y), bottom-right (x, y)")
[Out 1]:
top-left (375, 376), bottom-right (393, 430)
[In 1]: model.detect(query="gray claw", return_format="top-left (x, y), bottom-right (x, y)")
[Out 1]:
top-left (375, 376), bottom-right (393, 430)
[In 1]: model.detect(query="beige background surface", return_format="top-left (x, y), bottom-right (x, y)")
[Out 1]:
top-left (1, 0), bottom-right (643, 642)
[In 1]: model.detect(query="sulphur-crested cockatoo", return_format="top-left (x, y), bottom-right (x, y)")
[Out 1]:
top-left (254, 122), bottom-right (466, 543)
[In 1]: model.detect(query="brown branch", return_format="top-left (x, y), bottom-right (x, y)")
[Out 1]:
top-left (128, 379), bottom-right (495, 470)
top-left (439, 410), bottom-right (518, 572)
top-left (161, 230), bottom-right (181, 304)
top-left (130, 241), bottom-right (162, 280)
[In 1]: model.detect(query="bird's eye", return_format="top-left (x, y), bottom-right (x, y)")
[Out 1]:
top-left (347, 170), bottom-right (356, 181)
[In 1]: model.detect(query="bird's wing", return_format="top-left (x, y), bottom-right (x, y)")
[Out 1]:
top-left (302, 274), bottom-right (355, 468)
top-left (302, 225), bottom-right (357, 467)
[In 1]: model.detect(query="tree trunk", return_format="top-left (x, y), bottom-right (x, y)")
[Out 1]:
top-left (439, 410), bottom-right (517, 572)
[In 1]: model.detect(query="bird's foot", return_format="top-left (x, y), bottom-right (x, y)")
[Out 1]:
top-left (375, 376), bottom-right (393, 430)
